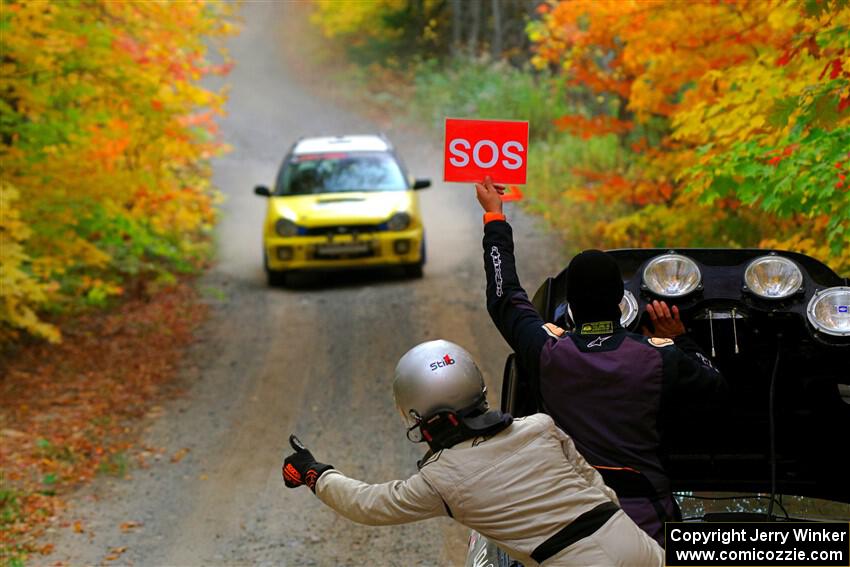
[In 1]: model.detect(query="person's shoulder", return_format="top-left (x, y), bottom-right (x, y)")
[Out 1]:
top-left (644, 336), bottom-right (675, 348)
top-left (513, 413), bottom-right (555, 430)
top-left (620, 332), bottom-right (675, 350)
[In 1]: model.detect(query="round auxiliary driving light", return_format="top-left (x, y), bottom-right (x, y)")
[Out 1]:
top-left (619, 290), bottom-right (639, 328)
top-left (806, 286), bottom-right (850, 337)
top-left (744, 255), bottom-right (803, 299)
top-left (642, 254), bottom-right (701, 297)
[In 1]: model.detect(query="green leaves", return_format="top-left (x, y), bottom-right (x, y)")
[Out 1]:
top-left (698, 126), bottom-right (850, 255)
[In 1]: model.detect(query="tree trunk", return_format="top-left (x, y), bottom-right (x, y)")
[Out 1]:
top-left (491, 0), bottom-right (502, 60)
top-left (468, 0), bottom-right (481, 57)
top-left (451, 0), bottom-right (463, 56)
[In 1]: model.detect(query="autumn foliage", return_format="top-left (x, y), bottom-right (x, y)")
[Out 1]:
top-left (529, 0), bottom-right (850, 271)
top-left (0, 1), bottom-right (235, 343)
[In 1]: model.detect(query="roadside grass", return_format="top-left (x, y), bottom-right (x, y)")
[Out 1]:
top-left (409, 58), bottom-right (572, 139)
top-left (0, 282), bottom-right (207, 563)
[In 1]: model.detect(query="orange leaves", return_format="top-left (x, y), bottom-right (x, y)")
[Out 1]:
top-left (120, 521), bottom-right (141, 533)
top-left (112, 34), bottom-right (148, 65)
top-left (105, 547), bottom-right (128, 561)
top-left (170, 448), bottom-right (190, 463)
top-left (554, 114), bottom-right (633, 139)
top-left (87, 119), bottom-right (131, 171)
top-left (533, 0), bottom-right (804, 121)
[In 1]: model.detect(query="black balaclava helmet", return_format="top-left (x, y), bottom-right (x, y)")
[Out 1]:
top-left (566, 249), bottom-right (624, 326)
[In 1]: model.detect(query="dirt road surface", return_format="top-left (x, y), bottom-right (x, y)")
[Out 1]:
top-left (45, 3), bottom-right (562, 565)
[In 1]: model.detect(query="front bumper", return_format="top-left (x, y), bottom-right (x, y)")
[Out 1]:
top-left (264, 227), bottom-right (423, 271)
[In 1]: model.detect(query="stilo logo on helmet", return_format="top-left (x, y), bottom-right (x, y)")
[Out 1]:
top-left (429, 354), bottom-right (456, 371)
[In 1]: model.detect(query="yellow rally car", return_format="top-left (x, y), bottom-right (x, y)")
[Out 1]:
top-left (254, 135), bottom-right (431, 286)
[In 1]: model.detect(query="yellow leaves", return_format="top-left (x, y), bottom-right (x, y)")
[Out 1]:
top-left (767, 3), bottom-right (800, 32)
top-left (761, 232), bottom-right (850, 275)
top-left (0, 183), bottom-right (60, 343)
top-left (311, 0), bottom-right (406, 40)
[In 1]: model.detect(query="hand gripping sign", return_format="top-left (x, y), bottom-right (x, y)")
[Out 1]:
top-left (444, 118), bottom-right (529, 185)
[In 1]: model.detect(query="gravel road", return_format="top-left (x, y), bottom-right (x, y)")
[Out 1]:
top-left (44, 3), bottom-right (563, 565)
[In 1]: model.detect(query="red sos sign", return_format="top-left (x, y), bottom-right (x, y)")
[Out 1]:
top-left (443, 118), bottom-right (529, 185)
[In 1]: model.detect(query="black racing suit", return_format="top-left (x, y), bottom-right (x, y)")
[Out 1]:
top-left (483, 219), bottom-right (726, 546)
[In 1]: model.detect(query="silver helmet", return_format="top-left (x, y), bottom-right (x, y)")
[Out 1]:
top-left (393, 340), bottom-right (487, 437)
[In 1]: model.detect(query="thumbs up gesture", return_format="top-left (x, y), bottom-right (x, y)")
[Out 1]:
top-left (282, 434), bottom-right (334, 493)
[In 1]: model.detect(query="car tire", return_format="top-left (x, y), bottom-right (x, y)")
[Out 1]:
top-left (266, 269), bottom-right (289, 287)
top-left (403, 239), bottom-right (426, 278)
top-left (403, 262), bottom-right (424, 279)
top-left (264, 251), bottom-right (289, 287)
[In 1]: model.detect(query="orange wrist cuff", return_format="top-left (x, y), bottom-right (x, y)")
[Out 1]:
top-left (483, 212), bottom-right (506, 225)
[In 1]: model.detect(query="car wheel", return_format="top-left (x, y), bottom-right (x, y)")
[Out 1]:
top-left (403, 239), bottom-right (426, 278)
top-left (264, 251), bottom-right (289, 287)
top-left (266, 269), bottom-right (289, 287)
top-left (403, 263), bottom-right (424, 278)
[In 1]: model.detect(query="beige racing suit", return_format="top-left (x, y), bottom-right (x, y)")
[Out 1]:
top-left (316, 414), bottom-right (663, 566)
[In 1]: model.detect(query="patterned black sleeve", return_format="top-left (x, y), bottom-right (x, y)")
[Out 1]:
top-left (482, 220), bottom-right (552, 374)
top-left (660, 335), bottom-right (728, 399)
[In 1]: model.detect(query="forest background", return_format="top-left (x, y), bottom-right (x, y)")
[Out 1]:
top-left (311, 0), bottom-right (850, 276)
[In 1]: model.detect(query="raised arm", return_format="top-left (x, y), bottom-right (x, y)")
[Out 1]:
top-left (477, 178), bottom-right (552, 370)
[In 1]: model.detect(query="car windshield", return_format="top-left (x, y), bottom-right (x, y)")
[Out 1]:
top-left (278, 152), bottom-right (407, 195)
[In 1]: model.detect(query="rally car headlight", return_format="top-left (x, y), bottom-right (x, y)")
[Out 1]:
top-left (619, 290), bottom-right (639, 328)
top-left (275, 218), bottom-right (299, 237)
top-left (806, 286), bottom-right (850, 337)
top-left (387, 212), bottom-right (411, 231)
top-left (642, 254), bottom-right (701, 297)
top-left (744, 255), bottom-right (803, 299)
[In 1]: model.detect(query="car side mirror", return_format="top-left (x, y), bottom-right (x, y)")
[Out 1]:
top-left (413, 178), bottom-right (431, 190)
top-left (254, 185), bottom-right (271, 197)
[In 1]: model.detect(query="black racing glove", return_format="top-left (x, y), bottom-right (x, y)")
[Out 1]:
top-left (282, 434), bottom-right (333, 493)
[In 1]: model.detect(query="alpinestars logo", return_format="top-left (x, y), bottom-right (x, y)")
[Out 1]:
top-left (430, 354), bottom-right (456, 371)
top-left (490, 246), bottom-right (503, 297)
top-left (587, 335), bottom-right (612, 348)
